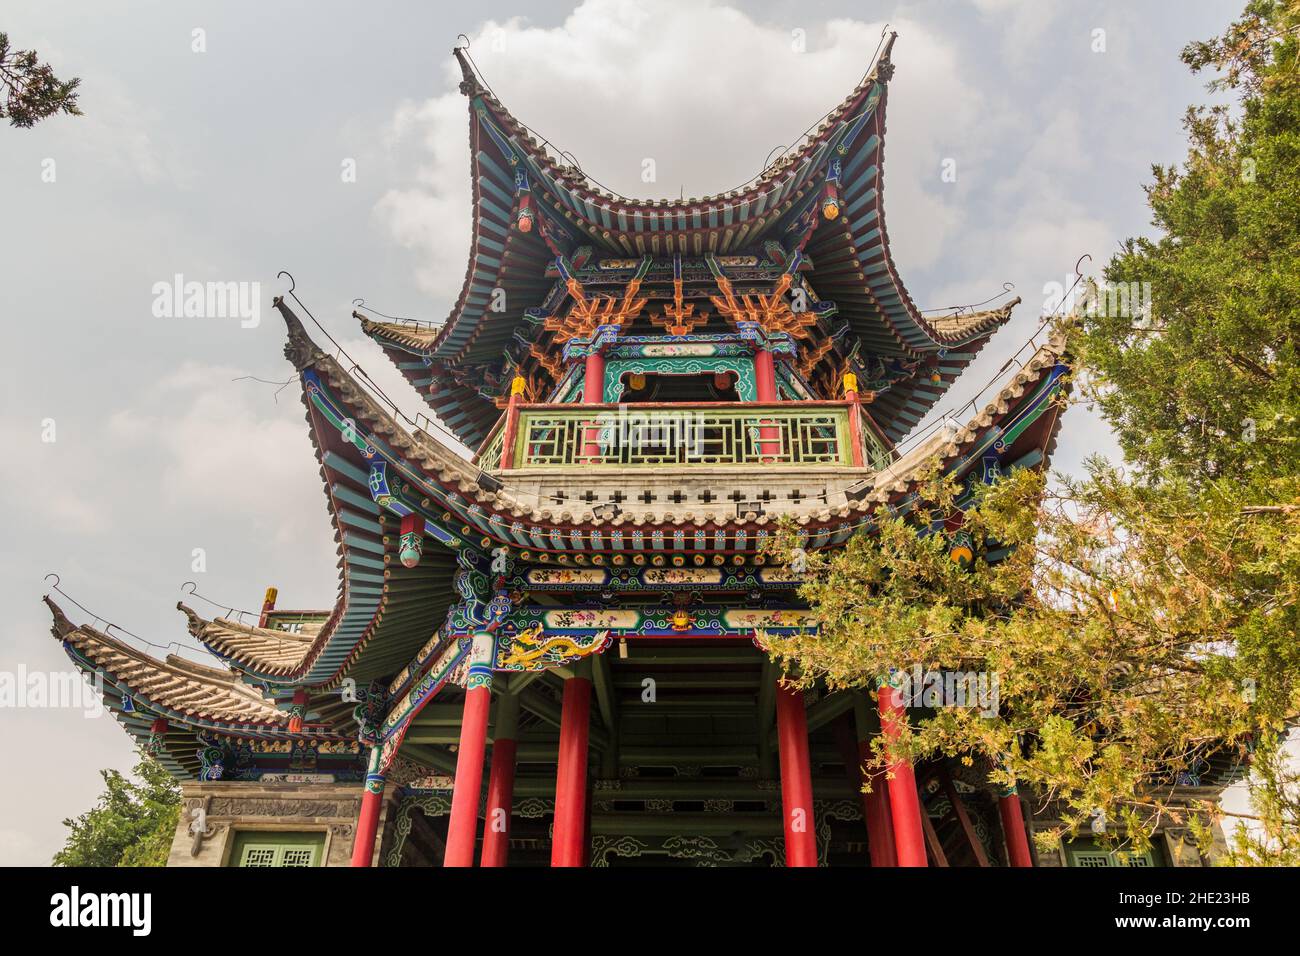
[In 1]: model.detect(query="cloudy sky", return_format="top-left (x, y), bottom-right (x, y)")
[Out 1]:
top-left (2, 0), bottom-right (1242, 865)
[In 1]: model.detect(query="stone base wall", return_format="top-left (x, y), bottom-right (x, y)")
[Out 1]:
top-left (167, 781), bottom-right (395, 867)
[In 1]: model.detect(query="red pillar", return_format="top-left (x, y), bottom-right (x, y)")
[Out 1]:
top-left (350, 753), bottom-right (386, 867)
top-left (754, 348), bottom-right (777, 401)
top-left (552, 672), bottom-right (592, 867)
top-left (862, 741), bottom-right (898, 867)
top-left (479, 739), bottom-right (517, 867)
top-left (878, 684), bottom-right (928, 866)
top-left (444, 684), bottom-right (492, 867)
top-left (480, 692), bottom-right (520, 868)
top-left (753, 347), bottom-right (781, 461)
top-left (581, 349), bottom-right (605, 460)
top-left (999, 791), bottom-right (1035, 867)
top-left (775, 681), bottom-right (818, 867)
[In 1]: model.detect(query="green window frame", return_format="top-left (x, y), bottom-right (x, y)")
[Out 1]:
top-left (230, 830), bottom-right (325, 868)
top-left (1063, 837), bottom-right (1160, 868)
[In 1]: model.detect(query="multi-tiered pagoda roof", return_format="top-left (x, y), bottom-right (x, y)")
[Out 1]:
top-left (45, 36), bottom-right (1094, 869)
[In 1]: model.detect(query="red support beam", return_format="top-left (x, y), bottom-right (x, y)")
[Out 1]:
top-left (999, 791), bottom-right (1035, 867)
top-left (350, 752), bottom-right (386, 867)
top-left (552, 673), bottom-right (592, 867)
top-left (480, 692), bottom-right (520, 868)
top-left (862, 742), bottom-right (898, 867)
top-left (775, 681), bottom-right (818, 867)
top-left (581, 349), bottom-right (605, 460)
top-left (479, 739), bottom-right (517, 867)
top-left (754, 348), bottom-right (777, 401)
top-left (753, 347), bottom-right (781, 460)
top-left (444, 684), bottom-right (492, 867)
top-left (878, 684), bottom-right (928, 866)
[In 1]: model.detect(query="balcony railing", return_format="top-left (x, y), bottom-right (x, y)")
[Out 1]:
top-left (475, 401), bottom-right (890, 470)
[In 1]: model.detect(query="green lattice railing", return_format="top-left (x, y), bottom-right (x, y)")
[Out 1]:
top-left (510, 403), bottom-right (859, 468)
top-left (476, 425), bottom-right (505, 471)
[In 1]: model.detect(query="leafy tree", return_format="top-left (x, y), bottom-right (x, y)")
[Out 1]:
top-left (0, 31), bottom-right (81, 128)
top-left (766, 0), bottom-right (1300, 861)
top-left (53, 753), bottom-right (180, 867)
top-left (1086, 0), bottom-right (1299, 486)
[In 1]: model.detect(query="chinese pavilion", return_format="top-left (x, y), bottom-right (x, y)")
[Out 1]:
top-left (46, 36), bottom-right (1098, 868)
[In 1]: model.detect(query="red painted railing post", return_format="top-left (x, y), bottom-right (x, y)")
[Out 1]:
top-left (498, 375), bottom-right (525, 470)
top-left (843, 372), bottom-right (866, 467)
top-left (258, 586), bottom-right (277, 627)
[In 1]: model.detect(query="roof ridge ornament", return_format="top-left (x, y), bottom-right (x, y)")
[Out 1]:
top-left (274, 293), bottom-right (326, 372)
top-left (453, 41), bottom-right (479, 97)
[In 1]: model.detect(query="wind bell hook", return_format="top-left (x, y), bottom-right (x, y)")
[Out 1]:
top-left (456, 34), bottom-right (471, 50)
top-left (1074, 254), bottom-right (1092, 282)
top-left (180, 581), bottom-right (199, 597)
top-left (352, 298), bottom-right (366, 309)
top-left (277, 270), bottom-right (296, 294)
top-left (44, 572), bottom-right (60, 591)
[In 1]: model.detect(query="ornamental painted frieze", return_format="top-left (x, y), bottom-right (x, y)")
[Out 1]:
top-left (495, 626), bottom-right (611, 671)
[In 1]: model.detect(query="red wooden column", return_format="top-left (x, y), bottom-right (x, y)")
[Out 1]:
top-left (753, 346), bottom-right (781, 460)
top-left (844, 693), bottom-right (897, 867)
top-left (999, 789), bottom-right (1035, 867)
top-left (444, 636), bottom-right (495, 867)
top-left (775, 680), bottom-right (818, 867)
top-left (350, 748), bottom-right (386, 867)
top-left (878, 683), bottom-right (928, 866)
top-left (862, 741), bottom-right (898, 867)
top-left (552, 660), bottom-right (593, 867)
top-left (480, 692), bottom-right (520, 867)
top-left (581, 346), bottom-right (605, 461)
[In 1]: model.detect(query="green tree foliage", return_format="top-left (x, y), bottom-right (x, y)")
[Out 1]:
top-left (1086, 0), bottom-right (1298, 483)
top-left (53, 754), bottom-right (180, 867)
top-left (766, 0), bottom-right (1300, 860)
top-left (0, 31), bottom-right (81, 128)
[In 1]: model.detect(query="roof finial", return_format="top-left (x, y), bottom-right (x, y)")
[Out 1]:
top-left (877, 30), bottom-right (898, 80)
top-left (273, 289), bottom-right (324, 372)
top-left (453, 39), bottom-right (479, 97)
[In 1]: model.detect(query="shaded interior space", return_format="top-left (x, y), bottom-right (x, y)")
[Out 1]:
top-left (384, 639), bottom-right (1023, 866)
top-left (617, 371), bottom-right (739, 403)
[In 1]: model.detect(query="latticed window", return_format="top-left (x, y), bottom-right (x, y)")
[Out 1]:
top-left (231, 831), bottom-right (325, 867)
top-left (1063, 838), bottom-right (1159, 867)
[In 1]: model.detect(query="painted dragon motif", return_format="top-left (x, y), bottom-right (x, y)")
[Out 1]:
top-left (497, 626), bottom-right (609, 670)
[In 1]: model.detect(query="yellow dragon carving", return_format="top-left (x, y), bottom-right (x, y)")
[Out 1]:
top-left (498, 626), bottom-right (609, 669)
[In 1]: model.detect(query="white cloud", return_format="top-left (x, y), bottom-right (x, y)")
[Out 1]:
top-left (373, 0), bottom-right (978, 301)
